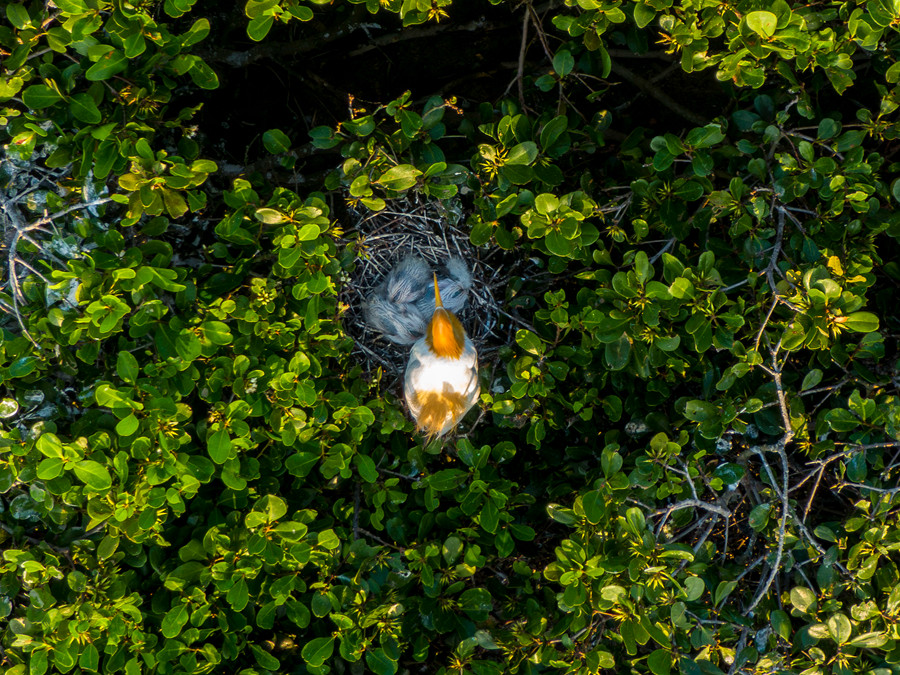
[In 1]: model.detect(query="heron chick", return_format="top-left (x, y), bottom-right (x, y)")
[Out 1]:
top-left (364, 256), bottom-right (472, 345)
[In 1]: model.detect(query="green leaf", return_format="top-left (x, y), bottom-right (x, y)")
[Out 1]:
top-left (534, 193), bottom-right (559, 215)
top-left (263, 128), bottom-right (291, 154)
top-left (714, 580), bottom-right (737, 606)
top-left (353, 453), bottom-right (378, 483)
top-left (0, 398), bottom-right (18, 419)
top-left (378, 164), bottom-right (422, 191)
top-left (713, 463), bottom-right (744, 485)
top-left (162, 189), bottom-right (189, 218)
top-left (97, 535), bottom-right (119, 560)
top-left (684, 577), bottom-right (704, 601)
top-left (36, 457), bottom-right (64, 480)
top-left (480, 499), bottom-right (499, 534)
top-left (245, 0), bottom-right (280, 18)
top-left (847, 632), bottom-right (888, 648)
top-left (675, 181), bottom-right (704, 201)
top-left (301, 637), bottom-right (335, 667)
top-left (200, 321), bottom-right (232, 345)
top-left (545, 230), bottom-right (575, 257)
top-left (801, 368), bottom-right (822, 391)
top-left (817, 118), bottom-right (839, 140)
top-left (553, 49), bottom-right (574, 77)
top-left (86, 50), bottom-right (128, 81)
top-left (460, 587), bottom-right (493, 619)
top-left (317, 528), bottom-right (340, 550)
top-left (625, 507), bottom-right (645, 535)
top-left (633, 2), bottom-right (656, 28)
top-left (22, 84), bottom-right (63, 110)
top-left (827, 613), bottom-right (852, 644)
top-left (770, 609), bottom-right (791, 640)
top-left (207, 429), bottom-right (232, 464)
top-left (250, 644), bottom-right (281, 671)
top-left (790, 587), bottom-right (817, 613)
top-left (69, 93), bottom-right (101, 124)
top-left (255, 494), bottom-right (288, 522)
top-left (164, 562), bottom-right (206, 591)
top-left (189, 59), bottom-right (219, 89)
top-left (116, 351), bottom-right (140, 384)
top-left (6, 4), bottom-right (32, 29)
top-left (685, 124), bottom-right (725, 149)
top-left (581, 490), bottom-right (603, 525)
top-left (79, 643), bottom-right (100, 672)
top-left (540, 116), bottom-right (568, 150)
top-left (825, 408), bottom-right (859, 432)
top-left (247, 14), bottom-right (275, 40)
top-left (429, 468), bottom-right (467, 491)
top-left (30, 648), bottom-right (49, 675)
top-left (748, 504), bottom-right (771, 531)
top-left (443, 535), bottom-right (463, 564)
top-left (227, 576), bottom-right (250, 610)
top-left (746, 11), bottom-right (777, 38)
top-left (9, 356), bottom-right (38, 378)
top-left (161, 603), bottom-right (189, 639)
top-left (183, 17), bottom-right (211, 47)
top-left (547, 503), bottom-right (577, 525)
top-left (841, 312), bottom-right (879, 332)
top-left (506, 141), bottom-right (538, 165)
top-left (74, 460), bottom-right (112, 491)
top-left (37, 433), bottom-right (63, 458)
top-left (515, 329), bottom-right (545, 355)
top-left (648, 650), bottom-right (671, 675)
top-left (365, 648), bottom-right (398, 675)
top-left (604, 333), bottom-right (631, 370)
top-left (115, 413), bottom-right (139, 437)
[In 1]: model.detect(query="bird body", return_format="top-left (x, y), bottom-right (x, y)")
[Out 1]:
top-left (405, 331), bottom-right (479, 438)
top-left (364, 256), bottom-right (479, 437)
top-left (403, 272), bottom-right (479, 438)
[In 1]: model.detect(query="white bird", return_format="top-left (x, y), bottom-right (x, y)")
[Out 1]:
top-left (364, 256), bottom-right (472, 345)
top-left (404, 273), bottom-right (480, 438)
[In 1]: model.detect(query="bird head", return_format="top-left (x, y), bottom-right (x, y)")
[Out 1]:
top-left (426, 273), bottom-right (466, 359)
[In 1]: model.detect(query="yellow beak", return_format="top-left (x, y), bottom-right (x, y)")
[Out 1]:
top-left (433, 272), bottom-right (442, 309)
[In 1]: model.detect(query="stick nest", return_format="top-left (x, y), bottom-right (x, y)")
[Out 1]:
top-left (339, 196), bottom-right (521, 381)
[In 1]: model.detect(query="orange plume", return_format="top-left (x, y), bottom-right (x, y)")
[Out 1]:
top-left (426, 273), bottom-right (465, 359)
top-left (412, 390), bottom-right (468, 439)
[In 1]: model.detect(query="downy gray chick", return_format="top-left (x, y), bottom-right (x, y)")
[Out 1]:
top-left (364, 256), bottom-right (472, 345)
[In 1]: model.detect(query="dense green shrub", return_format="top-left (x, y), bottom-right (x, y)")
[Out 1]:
top-left (2, 1), bottom-right (900, 674)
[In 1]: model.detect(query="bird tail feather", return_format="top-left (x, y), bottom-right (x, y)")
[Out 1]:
top-left (413, 390), bottom-right (467, 439)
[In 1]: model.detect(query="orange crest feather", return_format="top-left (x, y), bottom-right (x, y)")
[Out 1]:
top-left (426, 309), bottom-right (465, 359)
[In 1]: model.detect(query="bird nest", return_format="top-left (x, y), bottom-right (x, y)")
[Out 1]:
top-left (339, 196), bottom-right (514, 381)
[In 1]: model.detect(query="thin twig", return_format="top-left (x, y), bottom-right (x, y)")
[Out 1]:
top-left (836, 482), bottom-right (900, 495)
top-left (357, 528), bottom-right (403, 550)
top-left (746, 343), bottom-right (794, 614)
